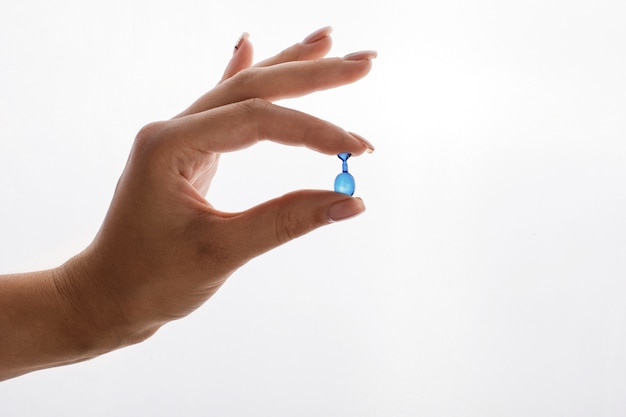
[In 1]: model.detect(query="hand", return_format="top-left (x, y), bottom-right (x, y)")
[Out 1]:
top-left (57, 27), bottom-right (377, 346)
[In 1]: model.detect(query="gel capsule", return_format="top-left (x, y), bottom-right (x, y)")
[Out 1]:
top-left (334, 152), bottom-right (355, 196)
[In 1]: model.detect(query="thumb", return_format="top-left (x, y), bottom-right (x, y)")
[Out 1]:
top-left (225, 190), bottom-right (366, 261)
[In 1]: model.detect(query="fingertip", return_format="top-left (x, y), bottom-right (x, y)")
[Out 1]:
top-left (308, 34), bottom-right (333, 58)
top-left (221, 33), bottom-right (254, 82)
top-left (233, 32), bottom-right (250, 54)
top-left (343, 50), bottom-right (378, 61)
top-left (349, 132), bottom-right (375, 153)
top-left (327, 196), bottom-right (366, 223)
top-left (302, 26), bottom-right (333, 45)
top-left (234, 34), bottom-right (254, 62)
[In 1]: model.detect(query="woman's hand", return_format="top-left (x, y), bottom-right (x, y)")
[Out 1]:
top-left (56, 27), bottom-right (377, 354)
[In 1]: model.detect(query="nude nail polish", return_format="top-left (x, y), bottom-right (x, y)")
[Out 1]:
top-left (343, 50), bottom-right (378, 61)
top-left (302, 26), bottom-right (333, 44)
top-left (233, 32), bottom-right (250, 54)
top-left (349, 132), bottom-right (375, 153)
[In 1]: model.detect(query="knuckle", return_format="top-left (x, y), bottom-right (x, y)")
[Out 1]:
top-left (240, 97), bottom-right (272, 114)
top-left (273, 47), bottom-right (294, 63)
top-left (135, 121), bottom-right (167, 145)
top-left (274, 209), bottom-right (309, 244)
top-left (230, 66), bottom-right (261, 90)
top-left (133, 121), bottom-right (170, 156)
top-left (238, 98), bottom-right (273, 139)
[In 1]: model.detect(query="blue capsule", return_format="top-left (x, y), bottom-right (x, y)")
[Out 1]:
top-left (334, 152), bottom-right (355, 196)
top-left (334, 172), bottom-right (355, 195)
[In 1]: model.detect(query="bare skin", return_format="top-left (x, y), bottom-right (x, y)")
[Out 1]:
top-left (0, 27), bottom-right (376, 381)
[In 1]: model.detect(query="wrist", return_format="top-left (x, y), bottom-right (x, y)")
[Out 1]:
top-left (0, 248), bottom-right (160, 380)
top-left (54, 247), bottom-right (160, 359)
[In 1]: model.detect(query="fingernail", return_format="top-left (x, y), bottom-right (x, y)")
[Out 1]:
top-left (343, 50), bottom-right (378, 61)
top-left (234, 32), bottom-right (250, 54)
top-left (328, 197), bottom-right (365, 222)
top-left (302, 26), bottom-right (333, 45)
top-left (349, 132), bottom-right (375, 153)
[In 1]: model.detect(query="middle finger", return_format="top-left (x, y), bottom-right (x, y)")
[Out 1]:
top-left (177, 51), bottom-right (376, 118)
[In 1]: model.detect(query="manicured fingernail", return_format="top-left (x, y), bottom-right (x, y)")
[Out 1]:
top-left (302, 26), bottom-right (333, 45)
top-left (349, 132), bottom-right (375, 153)
top-left (343, 50), bottom-right (378, 61)
top-left (328, 197), bottom-right (365, 222)
top-left (234, 32), bottom-right (250, 54)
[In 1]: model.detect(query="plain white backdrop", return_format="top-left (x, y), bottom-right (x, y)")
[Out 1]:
top-left (1, 0), bottom-right (626, 416)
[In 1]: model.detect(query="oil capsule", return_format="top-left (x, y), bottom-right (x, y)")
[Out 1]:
top-left (334, 152), bottom-right (355, 196)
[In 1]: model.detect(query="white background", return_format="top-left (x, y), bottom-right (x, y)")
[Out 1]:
top-left (1, 0), bottom-right (626, 416)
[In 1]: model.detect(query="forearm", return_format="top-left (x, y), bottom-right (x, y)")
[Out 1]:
top-left (0, 252), bottom-right (155, 381)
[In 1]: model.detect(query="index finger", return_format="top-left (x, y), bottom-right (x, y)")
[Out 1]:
top-left (166, 98), bottom-right (374, 159)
